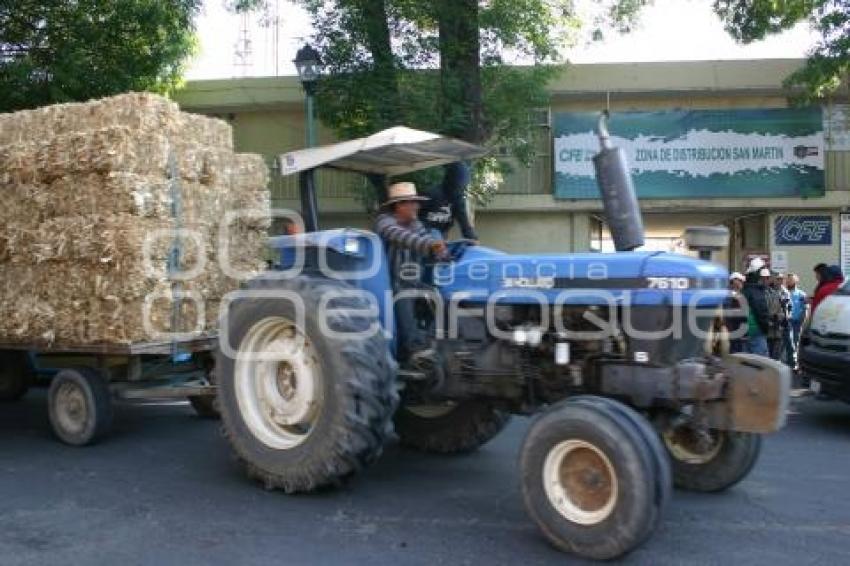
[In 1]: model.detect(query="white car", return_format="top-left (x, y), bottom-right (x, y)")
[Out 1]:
top-left (800, 280), bottom-right (850, 402)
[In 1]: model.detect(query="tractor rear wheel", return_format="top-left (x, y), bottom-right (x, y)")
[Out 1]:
top-left (662, 425), bottom-right (761, 492)
top-left (0, 350), bottom-right (32, 402)
top-left (519, 396), bottom-right (669, 560)
top-left (394, 400), bottom-right (509, 454)
top-left (216, 276), bottom-right (397, 493)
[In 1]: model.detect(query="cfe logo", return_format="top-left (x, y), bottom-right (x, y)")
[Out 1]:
top-left (774, 215), bottom-right (833, 246)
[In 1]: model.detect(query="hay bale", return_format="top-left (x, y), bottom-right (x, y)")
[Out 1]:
top-left (0, 93), bottom-right (233, 150)
top-left (0, 174), bottom-right (228, 223)
top-left (0, 128), bottom-right (245, 186)
top-left (0, 93), bottom-right (270, 347)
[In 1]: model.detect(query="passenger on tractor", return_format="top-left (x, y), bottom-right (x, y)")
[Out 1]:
top-left (418, 162), bottom-right (479, 242)
top-left (374, 182), bottom-right (450, 367)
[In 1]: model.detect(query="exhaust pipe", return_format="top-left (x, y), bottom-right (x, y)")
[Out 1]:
top-left (593, 111), bottom-right (645, 251)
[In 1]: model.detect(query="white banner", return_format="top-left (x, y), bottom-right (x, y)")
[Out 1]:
top-left (841, 214), bottom-right (850, 277)
top-left (825, 104), bottom-right (850, 151)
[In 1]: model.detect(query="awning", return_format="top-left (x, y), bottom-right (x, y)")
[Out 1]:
top-left (277, 126), bottom-right (488, 176)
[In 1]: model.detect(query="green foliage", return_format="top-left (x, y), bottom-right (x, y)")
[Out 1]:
top-left (288, 0), bottom-right (644, 205)
top-left (227, 0), bottom-right (270, 10)
top-left (0, 1), bottom-right (202, 113)
top-left (714, 1), bottom-right (850, 100)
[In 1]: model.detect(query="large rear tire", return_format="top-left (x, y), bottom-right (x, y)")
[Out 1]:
top-left (662, 425), bottom-right (762, 492)
top-left (520, 396), bottom-right (669, 560)
top-left (216, 276), bottom-right (398, 493)
top-left (0, 350), bottom-right (32, 402)
top-left (394, 400), bottom-right (509, 454)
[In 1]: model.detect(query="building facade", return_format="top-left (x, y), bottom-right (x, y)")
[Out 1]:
top-left (174, 59), bottom-right (850, 292)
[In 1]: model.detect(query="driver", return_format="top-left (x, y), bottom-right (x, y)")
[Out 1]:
top-left (374, 182), bottom-right (450, 366)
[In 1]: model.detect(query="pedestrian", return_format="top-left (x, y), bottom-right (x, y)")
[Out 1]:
top-left (764, 269), bottom-right (787, 361)
top-left (741, 258), bottom-right (771, 357)
top-left (774, 272), bottom-right (794, 365)
top-left (812, 264), bottom-right (845, 313)
top-left (813, 263), bottom-right (828, 287)
top-left (725, 272), bottom-right (748, 354)
top-left (785, 273), bottom-right (808, 368)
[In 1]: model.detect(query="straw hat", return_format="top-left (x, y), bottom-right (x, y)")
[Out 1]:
top-left (381, 182), bottom-right (429, 208)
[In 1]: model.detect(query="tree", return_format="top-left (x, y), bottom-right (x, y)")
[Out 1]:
top-left (280, 0), bottom-right (647, 204)
top-left (0, 0), bottom-right (202, 112)
top-left (714, 0), bottom-right (850, 100)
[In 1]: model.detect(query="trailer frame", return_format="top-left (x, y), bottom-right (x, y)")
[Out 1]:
top-left (0, 333), bottom-right (219, 445)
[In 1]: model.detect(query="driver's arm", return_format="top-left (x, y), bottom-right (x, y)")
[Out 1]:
top-left (375, 213), bottom-right (447, 259)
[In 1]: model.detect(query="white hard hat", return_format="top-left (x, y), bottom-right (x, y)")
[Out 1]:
top-left (759, 268), bottom-right (771, 277)
top-left (729, 272), bottom-right (745, 282)
top-left (746, 257), bottom-right (766, 274)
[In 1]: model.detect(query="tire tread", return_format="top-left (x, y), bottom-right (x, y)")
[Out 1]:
top-left (217, 275), bottom-right (398, 493)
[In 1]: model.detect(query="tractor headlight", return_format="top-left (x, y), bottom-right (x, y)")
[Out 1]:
top-left (343, 237), bottom-right (360, 254)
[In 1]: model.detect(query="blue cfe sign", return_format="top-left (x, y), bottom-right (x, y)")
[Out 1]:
top-left (774, 215), bottom-right (833, 246)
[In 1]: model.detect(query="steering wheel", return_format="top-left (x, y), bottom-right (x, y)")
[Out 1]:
top-left (447, 239), bottom-right (477, 261)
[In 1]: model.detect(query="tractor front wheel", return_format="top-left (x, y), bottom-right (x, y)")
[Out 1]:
top-left (662, 425), bottom-right (762, 492)
top-left (519, 396), bottom-right (669, 560)
top-left (394, 400), bottom-right (509, 454)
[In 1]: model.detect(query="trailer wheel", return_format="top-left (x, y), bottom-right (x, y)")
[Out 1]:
top-left (0, 351), bottom-right (32, 402)
top-left (520, 397), bottom-right (664, 560)
top-left (188, 395), bottom-right (219, 419)
top-left (216, 276), bottom-right (398, 493)
top-left (394, 400), bottom-right (509, 454)
top-left (48, 367), bottom-right (113, 446)
top-left (662, 425), bottom-right (761, 492)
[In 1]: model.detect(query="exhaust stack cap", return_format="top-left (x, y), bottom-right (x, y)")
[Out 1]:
top-left (683, 226), bottom-right (730, 252)
top-left (597, 110), bottom-right (613, 150)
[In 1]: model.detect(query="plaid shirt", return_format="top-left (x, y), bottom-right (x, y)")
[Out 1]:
top-left (374, 212), bottom-right (439, 290)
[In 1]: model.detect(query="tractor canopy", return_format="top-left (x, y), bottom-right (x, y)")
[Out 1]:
top-left (277, 126), bottom-right (488, 176)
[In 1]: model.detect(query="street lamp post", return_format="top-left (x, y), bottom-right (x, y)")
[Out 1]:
top-left (294, 44), bottom-right (321, 148)
top-left (293, 44), bottom-right (322, 232)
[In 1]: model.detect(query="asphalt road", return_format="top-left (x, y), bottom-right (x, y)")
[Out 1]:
top-left (2, 391), bottom-right (849, 566)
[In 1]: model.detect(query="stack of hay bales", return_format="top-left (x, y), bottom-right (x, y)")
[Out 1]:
top-left (0, 93), bottom-right (270, 346)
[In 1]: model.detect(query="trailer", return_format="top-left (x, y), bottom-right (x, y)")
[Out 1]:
top-left (0, 335), bottom-right (218, 446)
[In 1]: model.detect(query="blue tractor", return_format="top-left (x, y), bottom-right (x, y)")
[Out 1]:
top-left (215, 120), bottom-right (790, 560)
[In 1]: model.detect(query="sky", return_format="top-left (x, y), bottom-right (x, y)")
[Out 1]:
top-left (186, 0), bottom-right (819, 80)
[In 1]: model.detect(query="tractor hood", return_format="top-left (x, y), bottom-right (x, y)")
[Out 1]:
top-left (434, 246), bottom-right (729, 307)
